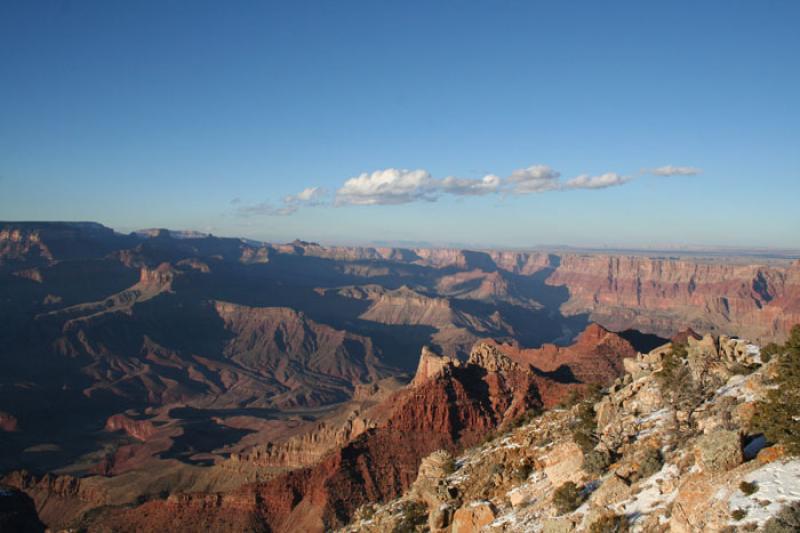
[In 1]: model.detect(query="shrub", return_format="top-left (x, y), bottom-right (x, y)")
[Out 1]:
top-left (552, 481), bottom-right (584, 515)
top-left (730, 363), bottom-right (758, 375)
top-left (572, 429), bottom-right (598, 454)
top-left (512, 461), bottom-right (533, 482)
top-left (760, 342), bottom-right (782, 363)
top-left (391, 500), bottom-right (428, 533)
top-left (582, 449), bottom-right (611, 476)
top-left (512, 407), bottom-right (543, 428)
top-left (571, 401), bottom-right (598, 453)
top-left (739, 480), bottom-right (758, 496)
top-left (657, 342), bottom-right (707, 430)
top-left (731, 508), bottom-right (748, 521)
top-left (589, 512), bottom-right (629, 533)
top-left (512, 464), bottom-right (531, 482)
top-left (763, 500), bottom-right (800, 533)
top-left (584, 382), bottom-right (604, 403)
top-left (751, 324), bottom-right (800, 454)
top-left (636, 447), bottom-right (664, 480)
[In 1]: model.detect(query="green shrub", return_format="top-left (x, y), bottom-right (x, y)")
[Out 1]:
top-left (589, 512), bottom-right (629, 533)
top-left (751, 324), bottom-right (800, 454)
top-left (731, 508), bottom-right (748, 521)
top-left (763, 500), bottom-right (800, 533)
top-left (584, 382), bottom-right (604, 403)
top-left (656, 342), bottom-right (707, 430)
top-left (571, 401), bottom-right (598, 453)
top-left (512, 461), bottom-right (533, 482)
top-left (760, 342), bottom-right (782, 363)
top-left (552, 481), bottom-right (584, 515)
top-left (582, 449), bottom-right (611, 476)
top-left (739, 480), bottom-right (758, 496)
top-left (572, 429), bottom-right (598, 453)
top-left (635, 447), bottom-right (663, 480)
top-left (730, 363), bottom-right (758, 375)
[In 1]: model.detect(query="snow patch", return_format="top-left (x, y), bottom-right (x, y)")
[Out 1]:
top-left (727, 459), bottom-right (800, 527)
top-left (611, 463), bottom-right (680, 526)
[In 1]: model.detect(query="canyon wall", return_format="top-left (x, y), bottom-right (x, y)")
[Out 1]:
top-left (546, 255), bottom-right (800, 342)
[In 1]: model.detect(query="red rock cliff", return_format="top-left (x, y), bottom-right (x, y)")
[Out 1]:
top-left (547, 254), bottom-right (800, 342)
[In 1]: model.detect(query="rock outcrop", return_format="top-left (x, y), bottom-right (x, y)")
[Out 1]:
top-left (105, 414), bottom-right (157, 441)
top-left (342, 331), bottom-right (797, 533)
top-left (78, 343), bottom-right (549, 532)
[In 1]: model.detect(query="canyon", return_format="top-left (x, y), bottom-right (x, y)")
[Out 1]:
top-left (1, 221), bottom-right (799, 531)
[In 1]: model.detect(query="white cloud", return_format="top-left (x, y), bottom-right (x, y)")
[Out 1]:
top-left (440, 174), bottom-right (501, 196)
top-left (648, 165), bottom-right (702, 176)
top-left (335, 168), bottom-right (437, 206)
top-left (237, 186), bottom-right (327, 217)
top-left (506, 165), bottom-right (561, 194)
top-left (565, 172), bottom-right (631, 189)
top-left (284, 186), bottom-right (326, 205)
top-left (236, 162), bottom-right (655, 215)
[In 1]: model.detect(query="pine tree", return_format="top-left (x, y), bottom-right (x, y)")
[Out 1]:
top-left (752, 325), bottom-right (800, 454)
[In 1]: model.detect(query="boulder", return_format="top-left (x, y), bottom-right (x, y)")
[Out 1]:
top-left (451, 501), bottom-right (496, 533)
top-left (537, 441), bottom-right (584, 487)
top-left (595, 397), bottom-right (615, 428)
top-left (756, 444), bottom-right (786, 464)
top-left (589, 475), bottom-right (631, 506)
top-left (695, 429), bottom-right (742, 472)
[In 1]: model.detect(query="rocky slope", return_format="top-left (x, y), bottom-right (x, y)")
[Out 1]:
top-left (65, 343), bottom-right (547, 532)
top-left (342, 333), bottom-right (799, 532)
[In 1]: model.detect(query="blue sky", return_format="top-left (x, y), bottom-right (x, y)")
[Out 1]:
top-left (1, 1), bottom-right (798, 248)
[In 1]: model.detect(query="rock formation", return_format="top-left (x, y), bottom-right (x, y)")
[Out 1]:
top-left (343, 332), bottom-right (797, 533)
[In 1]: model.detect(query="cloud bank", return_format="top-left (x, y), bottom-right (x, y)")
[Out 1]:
top-left (335, 169), bottom-right (436, 206)
top-left (235, 161), bottom-right (700, 216)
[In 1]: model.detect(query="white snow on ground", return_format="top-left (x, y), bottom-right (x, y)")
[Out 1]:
top-left (610, 463), bottom-right (680, 528)
top-left (717, 374), bottom-right (759, 402)
top-left (725, 459), bottom-right (800, 527)
top-left (747, 343), bottom-right (762, 364)
top-left (636, 408), bottom-right (672, 438)
top-left (635, 407), bottom-right (671, 426)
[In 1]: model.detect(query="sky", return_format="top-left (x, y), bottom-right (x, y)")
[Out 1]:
top-left (1, 1), bottom-right (799, 249)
